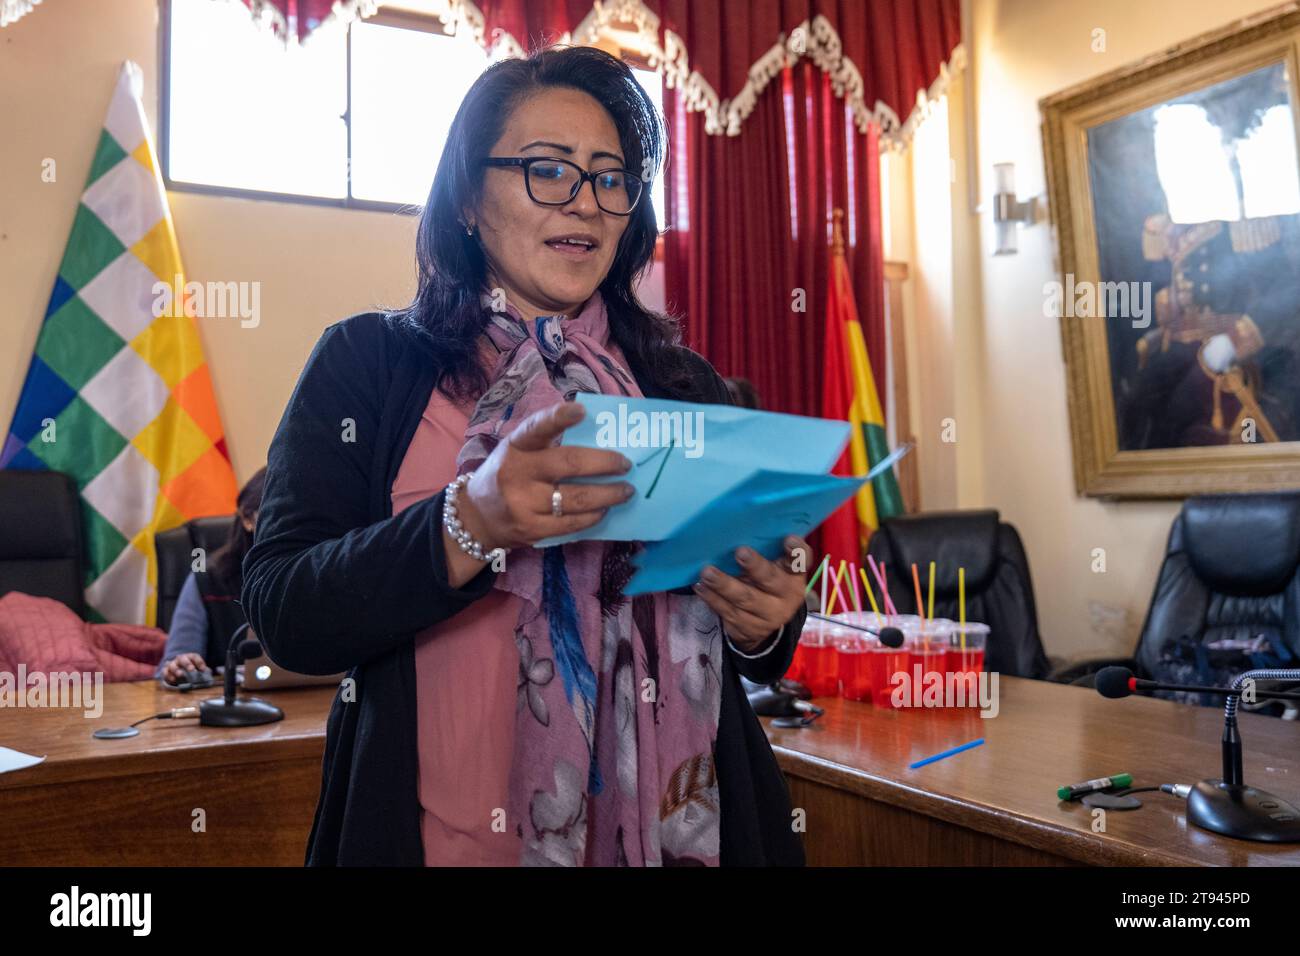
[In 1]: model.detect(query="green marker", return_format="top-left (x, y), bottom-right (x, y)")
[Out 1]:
top-left (1058, 773), bottom-right (1133, 801)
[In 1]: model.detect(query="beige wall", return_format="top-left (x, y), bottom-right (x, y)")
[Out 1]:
top-left (0, 0), bottom-right (664, 489)
top-left (942, 0), bottom-right (1284, 661)
top-left (896, 68), bottom-right (989, 513)
top-left (906, 94), bottom-right (959, 510)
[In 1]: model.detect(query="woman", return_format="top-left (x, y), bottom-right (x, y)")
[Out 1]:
top-left (157, 467), bottom-right (265, 685)
top-left (243, 46), bottom-right (809, 867)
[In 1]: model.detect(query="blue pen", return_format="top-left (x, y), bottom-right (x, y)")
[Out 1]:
top-left (909, 738), bottom-right (985, 769)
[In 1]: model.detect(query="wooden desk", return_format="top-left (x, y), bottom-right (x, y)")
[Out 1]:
top-left (7, 674), bottom-right (1298, 867)
top-left (0, 680), bottom-right (334, 866)
top-left (764, 675), bottom-right (1300, 866)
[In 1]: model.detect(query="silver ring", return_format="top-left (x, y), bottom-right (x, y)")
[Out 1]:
top-left (551, 488), bottom-right (564, 517)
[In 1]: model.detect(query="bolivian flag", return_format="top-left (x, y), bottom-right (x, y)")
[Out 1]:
top-left (819, 244), bottom-right (903, 566)
top-left (1, 62), bottom-right (236, 624)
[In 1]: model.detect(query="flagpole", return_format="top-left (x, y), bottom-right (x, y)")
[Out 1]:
top-left (831, 208), bottom-right (846, 258)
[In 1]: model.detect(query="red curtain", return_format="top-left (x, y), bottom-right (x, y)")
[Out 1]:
top-left (651, 0), bottom-right (961, 418)
top-left (475, 0), bottom-right (596, 46)
top-left (662, 62), bottom-right (885, 418)
top-left (477, 1), bottom-right (962, 135)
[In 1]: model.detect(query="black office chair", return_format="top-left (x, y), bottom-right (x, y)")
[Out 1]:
top-left (1052, 492), bottom-right (1300, 704)
top-left (866, 509), bottom-right (1051, 678)
top-left (0, 470), bottom-right (86, 617)
top-left (154, 515), bottom-right (233, 632)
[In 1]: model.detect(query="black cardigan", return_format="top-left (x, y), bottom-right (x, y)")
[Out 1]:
top-left (242, 311), bottom-right (806, 866)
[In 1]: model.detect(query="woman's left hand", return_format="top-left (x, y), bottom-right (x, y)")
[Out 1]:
top-left (693, 536), bottom-right (811, 652)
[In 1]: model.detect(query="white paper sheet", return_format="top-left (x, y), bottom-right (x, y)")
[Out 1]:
top-left (0, 746), bottom-right (45, 774)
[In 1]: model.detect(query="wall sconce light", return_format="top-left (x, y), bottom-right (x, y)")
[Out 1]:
top-left (992, 162), bottom-right (1038, 255)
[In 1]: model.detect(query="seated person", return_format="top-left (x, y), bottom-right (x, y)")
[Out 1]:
top-left (157, 468), bottom-right (266, 685)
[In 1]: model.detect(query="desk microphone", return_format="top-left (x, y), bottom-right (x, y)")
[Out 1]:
top-left (806, 612), bottom-right (905, 648)
top-left (1094, 665), bottom-right (1300, 842)
top-left (198, 624), bottom-right (285, 727)
top-left (1095, 665), bottom-right (1300, 702)
top-left (741, 613), bottom-right (895, 730)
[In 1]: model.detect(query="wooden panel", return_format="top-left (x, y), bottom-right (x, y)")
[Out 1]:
top-left (0, 758), bottom-right (319, 866)
top-left (788, 776), bottom-right (1076, 866)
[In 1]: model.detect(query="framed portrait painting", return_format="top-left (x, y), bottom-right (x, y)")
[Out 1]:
top-left (1042, 4), bottom-right (1300, 497)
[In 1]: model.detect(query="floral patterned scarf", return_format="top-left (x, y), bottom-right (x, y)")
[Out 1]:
top-left (456, 291), bottom-right (724, 866)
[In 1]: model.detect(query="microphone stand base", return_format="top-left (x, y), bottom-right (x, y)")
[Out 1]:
top-left (198, 696), bottom-right (285, 727)
top-left (1186, 779), bottom-right (1300, 842)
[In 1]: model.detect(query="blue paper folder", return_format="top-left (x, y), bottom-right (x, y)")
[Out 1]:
top-left (537, 394), bottom-right (866, 594)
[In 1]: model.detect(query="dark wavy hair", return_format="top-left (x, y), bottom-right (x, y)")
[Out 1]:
top-left (391, 45), bottom-right (699, 403)
top-left (211, 467), bottom-right (266, 587)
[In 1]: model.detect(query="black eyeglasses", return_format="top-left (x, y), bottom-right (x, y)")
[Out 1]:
top-left (482, 156), bottom-right (645, 216)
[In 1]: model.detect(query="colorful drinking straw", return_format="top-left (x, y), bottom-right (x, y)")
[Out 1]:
top-left (881, 563), bottom-right (899, 616)
top-left (848, 561), bottom-right (863, 612)
top-left (867, 555), bottom-right (897, 616)
top-left (835, 560), bottom-right (853, 614)
top-left (827, 560), bottom-right (847, 615)
top-left (910, 563), bottom-right (926, 638)
top-left (820, 555), bottom-right (829, 613)
top-left (804, 555), bottom-right (828, 596)
top-left (910, 738), bottom-right (985, 770)
top-left (927, 560), bottom-right (936, 621)
top-left (958, 566), bottom-right (967, 652)
top-left (859, 566), bottom-right (883, 626)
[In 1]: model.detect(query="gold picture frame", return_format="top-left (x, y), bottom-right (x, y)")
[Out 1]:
top-left (1041, 2), bottom-right (1300, 497)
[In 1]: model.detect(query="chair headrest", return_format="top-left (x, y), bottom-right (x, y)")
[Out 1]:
top-left (1182, 492), bottom-right (1300, 596)
top-left (876, 510), bottom-right (1001, 594)
top-left (0, 470), bottom-right (80, 559)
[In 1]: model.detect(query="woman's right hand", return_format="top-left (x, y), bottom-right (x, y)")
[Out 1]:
top-left (161, 652), bottom-right (208, 686)
top-left (444, 401), bottom-right (635, 584)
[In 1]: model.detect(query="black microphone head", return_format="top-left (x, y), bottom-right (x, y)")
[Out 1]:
top-left (878, 626), bottom-right (904, 649)
top-left (1096, 666), bottom-right (1135, 699)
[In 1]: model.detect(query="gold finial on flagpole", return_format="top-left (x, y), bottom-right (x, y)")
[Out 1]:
top-left (831, 207), bottom-right (846, 256)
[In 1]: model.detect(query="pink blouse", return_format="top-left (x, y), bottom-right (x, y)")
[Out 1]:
top-left (391, 388), bottom-right (521, 867)
top-left (390, 336), bottom-right (631, 866)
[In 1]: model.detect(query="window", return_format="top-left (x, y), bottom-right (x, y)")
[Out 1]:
top-left (629, 67), bottom-right (667, 229)
top-left (162, 0), bottom-right (668, 221)
top-left (164, 0), bottom-right (350, 200)
top-left (162, 0), bottom-right (489, 208)
top-left (347, 18), bottom-right (489, 205)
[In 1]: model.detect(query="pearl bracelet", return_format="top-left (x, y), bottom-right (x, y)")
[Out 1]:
top-left (443, 473), bottom-right (505, 565)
